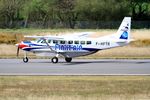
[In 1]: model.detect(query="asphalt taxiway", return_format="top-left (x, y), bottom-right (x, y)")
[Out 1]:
top-left (0, 59), bottom-right (150, 75)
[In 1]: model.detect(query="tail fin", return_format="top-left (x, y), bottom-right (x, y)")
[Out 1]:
top-left (117, 17), bottom-right (131, 40)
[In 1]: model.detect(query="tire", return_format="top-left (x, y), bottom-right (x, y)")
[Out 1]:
top-left (51, 57), bottom-right (58, 63)
top-left (65, 57), bottom-right (72, 63)
top-left (23, 57), bottom-right (28, 63)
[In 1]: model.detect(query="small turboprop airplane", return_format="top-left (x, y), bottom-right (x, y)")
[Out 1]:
top-left (16, 17), bottom-right (132, 63)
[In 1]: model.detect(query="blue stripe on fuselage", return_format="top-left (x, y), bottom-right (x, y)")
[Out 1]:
top-left (82, 48), bottom-right (101, 51)
top-left (23, 47), bottom-right (48, 51)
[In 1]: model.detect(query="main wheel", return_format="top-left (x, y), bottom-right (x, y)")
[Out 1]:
top-left (65, 57), bottom-right (72, 63)
top-left (51, 57), bottom-right (58, 63)
top-left (23, 57), bottom-right (28, 63)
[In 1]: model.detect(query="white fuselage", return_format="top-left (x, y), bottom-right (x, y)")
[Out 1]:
top-left (21, 36), bottom-right (128, 58)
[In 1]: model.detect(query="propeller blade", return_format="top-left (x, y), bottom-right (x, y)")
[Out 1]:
top-left (17, 47), bottom-right (19, 57)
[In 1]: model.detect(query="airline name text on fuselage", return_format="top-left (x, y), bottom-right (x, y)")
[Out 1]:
top-left (55, 44), bottom-right (82, 51)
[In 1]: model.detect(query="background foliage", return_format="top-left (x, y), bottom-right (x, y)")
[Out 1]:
top-left (0, 0), bottom-right (149, 29)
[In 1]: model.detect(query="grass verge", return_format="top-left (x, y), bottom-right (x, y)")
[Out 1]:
top-left (0, 76), bottom-right (150, 100)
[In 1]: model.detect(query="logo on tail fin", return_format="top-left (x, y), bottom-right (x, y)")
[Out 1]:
top-left (120, 26), bottom-right (128, 39)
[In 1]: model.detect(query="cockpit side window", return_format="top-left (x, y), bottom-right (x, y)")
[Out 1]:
top-left (41, 40), bottom-right (46, 43)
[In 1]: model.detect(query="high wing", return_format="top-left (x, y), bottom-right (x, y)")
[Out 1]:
top-left (25, 35), bottom-right (64, 40)
top-left (61, 32), bottom-right (95, 38)
top-left (25, 32), bottom-right (95, 40)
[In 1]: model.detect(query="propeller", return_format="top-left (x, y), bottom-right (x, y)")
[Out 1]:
top-left (16, 43), bottom-right (20, 57)
top-left (17, 46), bottom-right (19, 57)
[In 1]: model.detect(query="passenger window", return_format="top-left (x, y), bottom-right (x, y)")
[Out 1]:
top-left (53, 40), bottom-right (58, 44)
top-left (68, 40), bottom-right (73, 44)
top-left (48, 40), bottom-right (51, 43)
top-left (74, 41), bottom-right (79, 44)
top-left (87, 41), bottom-right (91, 45)
top-left (60, 40), bottom-right (65, 44)
top-left (80, 41), bottom-right (85, 45)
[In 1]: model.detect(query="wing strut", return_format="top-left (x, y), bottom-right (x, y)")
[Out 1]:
top-left (41, 38), bottom-right (57, 53)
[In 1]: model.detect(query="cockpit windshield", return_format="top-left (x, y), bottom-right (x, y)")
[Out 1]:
top-left (37, 39), bottom-right (42, 43)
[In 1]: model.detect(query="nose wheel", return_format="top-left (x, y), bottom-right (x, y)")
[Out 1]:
top-left (23, 57), bottom-right (28, 63)
top-left (23, 51), bottom-right (29, 63)
top-left (51, 57), bottom-right (58, 63)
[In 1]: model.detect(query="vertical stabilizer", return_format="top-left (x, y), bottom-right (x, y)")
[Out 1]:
top-left (117, 17), bottom-right (131, 40)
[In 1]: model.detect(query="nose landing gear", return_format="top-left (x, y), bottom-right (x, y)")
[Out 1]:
top-left (23, 51), bottom-right (29, 63)
top-left (23, 57), bottom-right (28, 63)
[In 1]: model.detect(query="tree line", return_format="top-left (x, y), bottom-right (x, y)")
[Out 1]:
top-left (0, 0), bottom-right (150, 29)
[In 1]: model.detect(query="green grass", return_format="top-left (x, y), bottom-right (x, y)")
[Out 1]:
top-left (0, 76), bottom-right (150, 100)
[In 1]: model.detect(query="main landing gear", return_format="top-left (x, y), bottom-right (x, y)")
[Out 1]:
top-left (65, 57), bottom-right (72, 63)
top-left (51, 57), bottom-right (72, 63)
top-left (51, 54), bottom-right (72, 63)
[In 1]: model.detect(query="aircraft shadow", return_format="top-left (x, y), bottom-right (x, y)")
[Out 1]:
top-left (28, 59), bottom-right (150, 65)
top-left (62, 60), bottom-right (150, 65)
